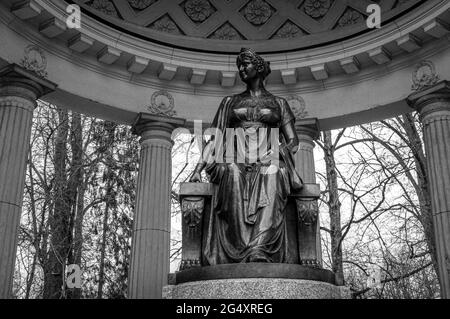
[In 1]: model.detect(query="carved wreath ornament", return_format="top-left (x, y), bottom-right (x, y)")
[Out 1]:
top-left (20, 45), bottom-right (48, 78)
top-left (185, 0), bottom-right (215, 23)
top-left (148, 90), bottom-right (177, 117)
top-left (412, 60), bottom-right (440, 91)
top-left (244, 0), bottom-right (272, 25)
top-left (286, 95), bottom-right (308, 120)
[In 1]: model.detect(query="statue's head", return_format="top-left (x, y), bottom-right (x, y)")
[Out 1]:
top-left (236, 48), bottom-right (271, 82)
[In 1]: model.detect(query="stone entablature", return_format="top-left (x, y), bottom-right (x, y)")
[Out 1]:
top-left (2, 0), bottom-right (449, 87)
top-left (1, 0), bottom-right (450, 130)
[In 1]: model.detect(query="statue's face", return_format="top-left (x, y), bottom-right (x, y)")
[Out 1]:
top-left (238, 57), bottom-right (258, 82)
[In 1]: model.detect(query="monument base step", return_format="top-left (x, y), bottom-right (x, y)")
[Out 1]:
top-left (163, 278), bottom-right (351, 299)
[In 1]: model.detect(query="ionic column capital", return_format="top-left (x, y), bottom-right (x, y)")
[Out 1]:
top-left (407, 80), bottom-right (450, 124)
top-left (132, 113), bottom-right (186, 145)
top-left (0, 64), bottom-right (57, 105)
top-left (295, 118), bottom-right (320, 145)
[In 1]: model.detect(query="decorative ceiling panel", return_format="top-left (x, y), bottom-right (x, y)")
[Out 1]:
top-left (75, 0), bottom-right (423, 52)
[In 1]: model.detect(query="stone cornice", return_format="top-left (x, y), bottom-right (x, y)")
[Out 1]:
top-left (2, 0), bottom-right (450, 91)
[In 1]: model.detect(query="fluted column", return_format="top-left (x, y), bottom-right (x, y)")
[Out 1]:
top-left (128, 113), bottom-right (185, 299)
top-left (408, 81), bottom-right (450, 298)
top-left (294, 118), bottom-right (322, 266)
top-left (0, 64), bottom-right (56, 298)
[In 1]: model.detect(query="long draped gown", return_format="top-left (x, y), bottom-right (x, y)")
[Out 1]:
top-left (203, 91), bottom-right (303, 265)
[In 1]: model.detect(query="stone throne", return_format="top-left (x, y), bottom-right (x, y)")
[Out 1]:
top-left (164, 180), bottom-right (349, 299)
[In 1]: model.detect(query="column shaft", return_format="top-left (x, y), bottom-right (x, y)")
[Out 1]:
top-left (422, 105), bottom-right (450, 298)
top-left (128, 114), bottom-right (185, 299)
top-left (408, 81), bottom-right (450, 298)
top-left (129, 139), bottom-right (172, 298)
top-left (0, 96), bottom-right (34, 298)
top-left (295, 136), bottom-right (316, 183)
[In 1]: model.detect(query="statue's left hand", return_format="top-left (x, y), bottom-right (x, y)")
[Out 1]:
top-left (189, 171), bottom-right (202, 183)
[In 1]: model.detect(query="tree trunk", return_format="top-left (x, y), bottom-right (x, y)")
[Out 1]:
top-left (398, 114), bottom-right (439, 277)
top-left (323, 130), bottom-right (345, 284)
top-left (44, 108), bottom-right (71, 299)
top-left (66, 113), bottom-right (84, 299)
top-left (97, 121), bottom-right (116, 299)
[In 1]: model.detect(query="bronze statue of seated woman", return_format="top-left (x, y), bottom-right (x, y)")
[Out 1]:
top-left (189, 48), bottom-right (304, 265)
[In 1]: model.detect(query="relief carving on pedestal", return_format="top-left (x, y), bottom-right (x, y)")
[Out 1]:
top-left (412, 60), bottom-right (440, 91)
top-left (148, 90), bottom-right (177, 117)
top-left (296, 198), bottom-right (319, 225)
top-left (20, 45), bottom-right (48, 78)
top-left (181, 196), bottom-right (205, 228)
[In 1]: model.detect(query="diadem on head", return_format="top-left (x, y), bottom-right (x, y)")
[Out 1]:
top-left (236, 47), bottom-right (271, 79)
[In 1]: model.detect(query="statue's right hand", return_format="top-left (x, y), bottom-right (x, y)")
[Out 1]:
top-left (189, 172), bottom-right (202, 183)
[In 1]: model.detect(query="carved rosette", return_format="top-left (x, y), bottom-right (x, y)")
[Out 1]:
top-left (182, 196), bottom-right (205, 228)
top-left (127, 0), bottom-right (156, 10)
top-left (243, 0), bottom-right (273, 25)
top-left (337, 9), bottom-right (364, 27)
top-left (272, 21), bottom-right (304, 39)
top-left (20, 45), bottom-right (48, 78)
top-left (148, 90), bottom-right (177, 117)
top-left (87, 0), bottom-right (119, 17)
top-left (209, 23), bottom-right (243, 40)
top-left (303, 0), bottom-right (332, 19)
top-left (296, 198), bottom-right (318, 225)
top-left (412, 60), bottom-right (440, 91)
top-left (184, 0), bottom-right (215, 23)
top-left (149, 15), bottom-right (182, 35)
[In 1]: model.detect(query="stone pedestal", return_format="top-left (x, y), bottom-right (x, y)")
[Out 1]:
top-left (128, 113), bottom-right (185, 299)
top-left (407, 81), bottom-right (450, 299)
top-left (0, 64), bottom-right (56, 298)
top-left (163, 278), bottom-right (350, 299)
top-left (163, 263), bottom-right (349, 299)
top-left (294, 118), bottom-right (322, 266)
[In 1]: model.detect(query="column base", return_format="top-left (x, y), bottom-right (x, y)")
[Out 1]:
top-left (163, 278), bottom-right (350, 299)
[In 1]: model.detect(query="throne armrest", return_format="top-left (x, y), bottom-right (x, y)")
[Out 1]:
top-left (289, 183), bottom-right (321, 267)
top-left (290, 183), bottom-right (320, 199)
top-left (178, 183), bottom-right (214, 270)
top-left (179, 182), bottom-right (214, 197)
